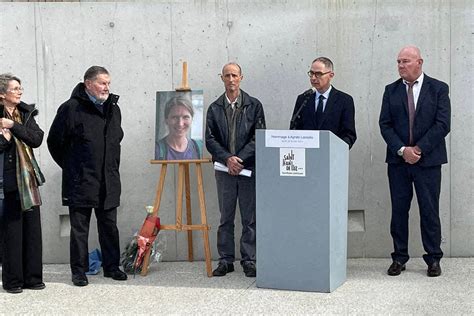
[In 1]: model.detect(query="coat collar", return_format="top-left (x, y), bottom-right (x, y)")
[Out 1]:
top-left (217, 89), bottom-right (252, 108)
top-left (315, 87), bottom-right (339, 128)
top-left (0, 101), bottom-right (37, 118)
top-left (395, 74), bottom-right (432, 115)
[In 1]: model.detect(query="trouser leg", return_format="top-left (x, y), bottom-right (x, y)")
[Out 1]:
top-left (2, 192), bottom-right (23, 289)
top-left (22, 206), bottom-right (43, 286)
top-left (388, 164), bottom-right (413, 264)
top-left (413, 165), bottom-right (443, 265)
top-left (237, 175), bottom-right (256, 264)
top-left (95, 207), bottom-right (120, 272)
top-left (215, 171), bottom-right (238, 264)
top-left (69, 207), bottom-right (92, 276)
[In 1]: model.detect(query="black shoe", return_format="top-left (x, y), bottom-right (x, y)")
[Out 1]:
top-left (427, 261), bottom-right (442, 277)
top-left (104, 269), bottom-right (128, 281)
top-left (242, 262), bottom-right (256, 277)
top-left (5, 287), bottom-right (23, 294)
top-left (212, 262), bottom-right (234, 277)
top-left (24, 282), bottom-right (46, 290)
top-left (72, 275), bottom-right (89, 287)
top-left (387, 261), bottom-right (406, 276)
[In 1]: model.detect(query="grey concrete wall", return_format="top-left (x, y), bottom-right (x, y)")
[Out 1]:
top-left (0, 0), bottom-right (472, 263)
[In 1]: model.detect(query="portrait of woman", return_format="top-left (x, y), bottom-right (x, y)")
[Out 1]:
top-left (0, 73), bottom-right (45, 294)
top-left (155, 94), bottom-right (203, 160)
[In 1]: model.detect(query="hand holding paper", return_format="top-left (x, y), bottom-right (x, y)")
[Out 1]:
top-left (214, 162), bottom-right (252, 177)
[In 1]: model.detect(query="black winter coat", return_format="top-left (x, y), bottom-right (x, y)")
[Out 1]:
top-left (205, 90), bottom-right (265, 171)
top-left (0, 102), bottom-right (44, 193)
top-left (47, 83), bottom-right (124, 209)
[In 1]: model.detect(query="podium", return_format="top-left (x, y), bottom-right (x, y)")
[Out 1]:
top-left (256, 130), bottom-right (348, 292)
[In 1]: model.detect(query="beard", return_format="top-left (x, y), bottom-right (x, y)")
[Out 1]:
top-left (96, 92), bottom-right (109, 102)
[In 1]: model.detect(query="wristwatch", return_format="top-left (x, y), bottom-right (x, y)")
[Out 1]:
top-left (397, 146), bottom-right (406, 156)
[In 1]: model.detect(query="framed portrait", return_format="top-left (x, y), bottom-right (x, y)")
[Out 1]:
top-left (155, 90), bottom-right (204, 160)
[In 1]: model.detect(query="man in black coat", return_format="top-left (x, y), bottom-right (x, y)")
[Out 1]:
top-left (48, 66), bottom-right (127, 286)
top-left (290, 57), bottom-right (356, 149)
top-left (379, 46), bottom-right (450, 277)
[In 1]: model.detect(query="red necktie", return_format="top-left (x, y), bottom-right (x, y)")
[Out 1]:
top-left (407, 81), bottom-right (417, 145)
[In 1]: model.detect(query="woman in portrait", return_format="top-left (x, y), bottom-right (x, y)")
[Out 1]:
top-left (0, 73), bottom-right (45, 294)
top-left (155, 96), bottom-right (202, 160)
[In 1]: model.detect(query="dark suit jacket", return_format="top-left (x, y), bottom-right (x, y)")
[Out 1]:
top-left (290, 87), bottom-right (356, 149)
top-left (379, 74), bottom-right (451, 167)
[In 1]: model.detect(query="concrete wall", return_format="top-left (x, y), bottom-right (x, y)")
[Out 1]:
top-left (0, 0), bottom-right (472, 263)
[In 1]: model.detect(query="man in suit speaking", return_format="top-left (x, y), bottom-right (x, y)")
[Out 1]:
top-left (379, 46), bottom-right (450, 277)
top-left (290, 57), bottom-right (356, 149)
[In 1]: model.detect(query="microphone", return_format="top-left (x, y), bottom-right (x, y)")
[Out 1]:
top-left (302, 87), bottom-right (316, 96)
top-left (290, 88), bottom-right (316, 130)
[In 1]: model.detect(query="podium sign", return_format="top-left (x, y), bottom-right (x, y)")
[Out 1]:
top-left (256, 130), bottom-right (348, 292)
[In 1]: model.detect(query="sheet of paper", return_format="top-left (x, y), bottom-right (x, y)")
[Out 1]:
top-left (213, 162), bottom-right (252, 177)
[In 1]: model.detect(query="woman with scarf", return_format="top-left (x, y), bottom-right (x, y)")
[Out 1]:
top-left (0, 73), bottom-right (45, 294)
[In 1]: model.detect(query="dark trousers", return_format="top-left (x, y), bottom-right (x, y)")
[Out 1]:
top-left (1, 192), bottom-right (43, 289)
top-left (215, 171), bottom-right (256, 265)
top-left (388, 164), bottom-right (443, 265)
top-left (69, 207), bottom-right (120, 276)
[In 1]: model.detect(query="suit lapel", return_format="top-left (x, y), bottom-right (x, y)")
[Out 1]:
top-left (416, 76), bottom-right (430, 115)
top-left (304, 93), bottom-right (317, 129)
top-left (319, 88), bottom-right (337, 128)
top-left (395, 81), bottom-right (409, 116)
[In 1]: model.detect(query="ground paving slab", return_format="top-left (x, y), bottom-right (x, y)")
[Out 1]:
top-left (1, 258), bottom-right (473, 314)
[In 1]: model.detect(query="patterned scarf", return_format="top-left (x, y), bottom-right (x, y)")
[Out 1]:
top-left (7, 108), bottom-right (45, 211)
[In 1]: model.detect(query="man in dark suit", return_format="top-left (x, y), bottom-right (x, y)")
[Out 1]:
top-left (290, 57), bottom-right (356, 149)
top-left (379, 46), bottom-right (450, 277)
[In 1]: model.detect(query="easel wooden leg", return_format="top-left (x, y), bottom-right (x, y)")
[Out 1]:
top-left (176, 164), bottom-right (185, 228)
top-left (196, 163), bottom-right (213, 277)
top-left (184, 164), bottom-right (194, 262)
top-left (141, 163), bottom-right (168, 276)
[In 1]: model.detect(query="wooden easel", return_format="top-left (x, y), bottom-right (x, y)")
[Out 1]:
top-left (141, 62), bottom-right (213, 277)
top-left (140, 159), bottom-right (213, 277)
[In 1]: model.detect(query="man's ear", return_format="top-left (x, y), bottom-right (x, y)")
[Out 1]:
top-left (84, 79), bottom-right (91, 90)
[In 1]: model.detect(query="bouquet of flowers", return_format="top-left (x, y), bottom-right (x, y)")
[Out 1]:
top-left (121, 206), bottom-right (162, 275)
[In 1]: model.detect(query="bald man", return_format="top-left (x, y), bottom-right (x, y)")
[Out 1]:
top-left (206, 63), bottom-right (265, 277)
top-left (379, 46), bottom-right (450, 277)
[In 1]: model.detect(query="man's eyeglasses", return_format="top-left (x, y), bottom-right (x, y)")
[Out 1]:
top-left (7, 87), bottom-right (24, 94)
top-left (307, 71), bottom-right (331, 78)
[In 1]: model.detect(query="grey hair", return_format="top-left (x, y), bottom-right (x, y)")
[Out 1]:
top-left (164, 95), bottom-right (194, 119)
top-left (221, 62), bottom-right (242, 75)
top-left (84, 66), bottom-right (109, 82)
top-left (0, 73), bottom-right (21, 95)
top-left (312, 57), bottom-right (334, 71)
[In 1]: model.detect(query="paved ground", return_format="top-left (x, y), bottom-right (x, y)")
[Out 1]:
top-left (1, 258), bottom-right (473, 314)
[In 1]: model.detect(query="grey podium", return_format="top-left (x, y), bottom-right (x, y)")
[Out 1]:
top-left (256, 130), bottom-right (348, 292)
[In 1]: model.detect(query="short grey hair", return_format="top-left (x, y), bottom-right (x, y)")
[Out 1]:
top-left (312, 57), bottom-right (334, 71)
top-left (0, 73), bottom-right (21, 95)
top-left (221, 62), bottom-right (242, 76)
top-left (84, 66), bottom-right (109, 82)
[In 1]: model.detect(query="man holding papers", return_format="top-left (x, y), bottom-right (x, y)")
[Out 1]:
top-left (205, 62), bottom-right (265, 277)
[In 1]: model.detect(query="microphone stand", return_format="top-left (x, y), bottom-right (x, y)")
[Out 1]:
top-left (290, 92), bottom-right (313, 130)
